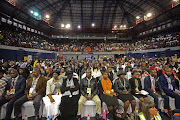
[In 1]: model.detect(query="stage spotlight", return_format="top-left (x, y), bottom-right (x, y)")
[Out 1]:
top-left (33, 12), bottom-right (39, 16)
top-left (147, 13), bottom-right (152, 17)
top-left (92, 23), bottom-right (95, 27)
top-left (45, 15), bottom-right (50, 19)
top-left (65, 24), bottom-right (70, 28)
top-left (136, 16), bottom-right (140, 19)
top-left (61, 24), bottom-right (65, 27)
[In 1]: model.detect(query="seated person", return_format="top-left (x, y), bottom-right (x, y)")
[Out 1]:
top-left (114, 70), bottom-right (136, 120)
top-left (0, 69), bottom-right (8, 99)
top-left (0, 69), bottom-right (26, 120)
top-left (107, 66), bottom-right (114, 83)
top-left (136, 101), bottom-right (162, 120)
top-left (144, 69), bottom-right (170, 113)
top-left (43, 71), bottom-right (63, 119)
top-left (129, 71), bottom-right (149, 111)
top-left (77, 69), bottom-right (101, 119)
top-left (44, 67), bottom-right (53, 80)
top-left (59, 71), bottom-right (80, 120)
top-left (91, 64), bottom-right (101, 77)
top-left (58, 67), bottom-right (66, 81)
top-left (159, 67), bottom-right (180, 109)
top-left (14, 68), bottom-right (47, 120)
top-left (99, 71), bottom-right (119, 120)
top-left (74, 65), bottom-right (80, 75)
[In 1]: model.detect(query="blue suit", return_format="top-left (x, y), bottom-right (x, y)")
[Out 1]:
top-left (159, 74), bottom-right (180, 109)
top-left (0, 76), bottom-right (26, 120)
top-left (144, 76), bottom-right (169, 109)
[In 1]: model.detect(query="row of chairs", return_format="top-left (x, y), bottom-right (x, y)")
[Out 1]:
top-left (0, 95), bottom-right (176, 119)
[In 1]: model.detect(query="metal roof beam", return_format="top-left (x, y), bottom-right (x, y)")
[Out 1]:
top-left (51, 0), bottom-right (71, 26)
top-left (24, 0), bottom-right (42, 9)
top-left (122, 0), bottom-right (146, 14)
top-left (81, 0), bottom-right (84, 28)
top-left (103, 0), bottom-right (115, 29)
top-left (91, 0), bottom-right (94, 23)
top-left (145, 0), bottom-right (173, 19)
top-left (117, 0), bottom-right (133, 26)
top-left (40, 0), bottom-right (57, 13)
top-left (69, 1), bottom-right (74, 28)
top-left (100, 0), bottom-right (107, 30)
top-left (40, 0), bottom-right (65, 11)
top-left (110, 2), bottom-right (118, 29)
top-left (128, 0), bottom-right (146, 14)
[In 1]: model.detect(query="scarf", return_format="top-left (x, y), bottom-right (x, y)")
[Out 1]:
top-left (101, 77), bottom-right (116, 96)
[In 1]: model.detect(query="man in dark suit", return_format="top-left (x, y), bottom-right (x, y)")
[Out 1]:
top-left (0, 69), bottom-right (26, 120)
top-left (159, 67), bottom-right (180, 109)
top-left (144, 69), bottom-right (170, 111)
top-left (157, 65), bottom-right (166, 77)
top-left (14, 68), bottom-right (47, 120)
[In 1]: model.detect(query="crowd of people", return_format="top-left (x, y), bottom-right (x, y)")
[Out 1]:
top-left (0, 56), bottom-right (180, 120)
top-left (0, 25), bottom-right (179, 52)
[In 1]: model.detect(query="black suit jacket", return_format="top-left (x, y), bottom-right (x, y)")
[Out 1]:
top-left (5, 76), bottom-right (26, 97)
top-left (129, 77), bottom-right (142, 95)
top-left (144, 76), bottom-right (163, 96)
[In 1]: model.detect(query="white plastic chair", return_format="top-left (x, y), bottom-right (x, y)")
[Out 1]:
top-left (81, 100), bottom-right (96, 117)
top-left (147, 95), bottom-right (165, 110)
top-left (158, 97), bottom-right (164, 109)
top-left (42, 95), bottom-right (62, 120)
top-left (169, 97), bottom-right (176, 110)
top-left (21, 100), bottom-right (43, 119)
top-left (102, 97), bottom-right (139, 114)
top-left (0, 103), bottom-right (15, 119)
top-left (117, 97), bottom-right (139, 114)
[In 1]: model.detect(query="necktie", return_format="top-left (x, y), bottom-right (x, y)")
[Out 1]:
top-left (10, 78), bottom-right (15, 90)
top-left (152, 77), bottom-right (156, 92)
